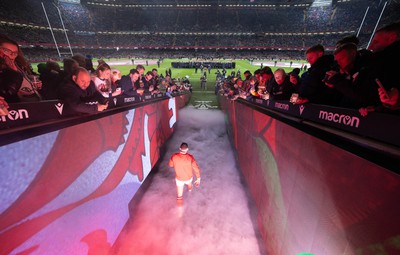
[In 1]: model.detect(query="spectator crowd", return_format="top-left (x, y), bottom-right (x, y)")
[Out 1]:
top-left (0, 0), bottom-right (399, 62)
top-left (0, 0), bottom-right (399, 118)
top-left (218, 22), bottom-right (400, 116)
top-left (0, 34), bottom-right (191, 116)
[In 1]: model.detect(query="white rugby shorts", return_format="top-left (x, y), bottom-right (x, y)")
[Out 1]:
top-left (175, 178), bottom-right (193, 187)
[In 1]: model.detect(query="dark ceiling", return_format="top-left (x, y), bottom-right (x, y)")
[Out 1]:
top-left (83, 0), bottom-right (313, 5)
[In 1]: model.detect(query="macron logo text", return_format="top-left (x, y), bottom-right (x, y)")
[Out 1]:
top-left (319, 110), bottom-right (360, 128)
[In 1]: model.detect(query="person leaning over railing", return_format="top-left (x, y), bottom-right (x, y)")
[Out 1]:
top-left (150, 68), bottom-right (161, 95)
top-left (58, 67), bottom-right (108, 115)
top-left (248, 76), bottom-right (260, 99)
top-left (236, 79), bottom-right (251, 100)
top-left (295, 44), bottom-right (341, 106)
top-left (322, 42), bottom-right (375, 109)
top-left (159, 78), bottom-right (168, 94)
top-left (142, 71), bottom-right (156, 96)
top-left (268, 68), bottom-right (296, 101)
top-left (240, 72), bottom-right (252, 99)
top-left (119, 68), bottom-right (140, 97)
top-left (368, 21), bottom-right (400, 114)
top-left (167, 79), bottom-right (180, 96)
top-left (323, 22), bottom-right (400, 116)
top-left (135, 64), bottom-right (146, 90)
top-left (111, 68), bottom-right (122, 92)
top-left (0, 56), bottom-right (22, 103)
top-left (0, 34), bottom-right (41, 103)
top-left (289, 68), bottom-right (301, 93)
top-left (259, 66), bottom-right (274, 96)
top-left (92, 63), bottom-right (122, 98)
top-left (39, 60), bottom-right (63, 100)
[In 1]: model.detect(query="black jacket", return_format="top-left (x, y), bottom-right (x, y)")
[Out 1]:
top-left (370, 40), bottom-right (400, 91)
top-left (269, 76), bottom-right (295, 101)
top-left (330, 41), bottom-right (400, 108)
top-left (58, 77), bottom-right (106, 115)
top-left (327, 53), bottom-right (379, 108)
top-left (299, 55), bottom-right (340, 105)
top-left (0, 68), bottom-right (23, 103)
top-left (120, 75), bottom-right (138, 96)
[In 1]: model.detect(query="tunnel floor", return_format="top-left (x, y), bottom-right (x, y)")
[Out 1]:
top-left (109, 107), bottom-right (266, 255)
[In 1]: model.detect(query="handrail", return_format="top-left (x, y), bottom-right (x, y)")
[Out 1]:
top-left (0, 92), bottom-right (190, 146)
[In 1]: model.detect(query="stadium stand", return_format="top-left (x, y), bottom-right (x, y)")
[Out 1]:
top-left (0, 0), bottom-right (399, 60)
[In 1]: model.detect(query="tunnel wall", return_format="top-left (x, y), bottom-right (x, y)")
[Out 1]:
top-left (0, 94), bottom-right (190, 255)
top-left (220, 96), bottom-right (400, 255)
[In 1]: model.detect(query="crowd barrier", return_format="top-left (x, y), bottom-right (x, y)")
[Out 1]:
top-left (245, 97), bottom-right (400, 171)
top-left (0, 92), bottom-right (178, 135)
top-left (220, 95), bottom-right (400, 255)
top-left (249, 97), bottom-right (400, 144)
top-left (0, 92), bottom-right (191, 255)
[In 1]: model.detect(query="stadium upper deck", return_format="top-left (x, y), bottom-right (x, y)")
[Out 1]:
top-left (0, 0), bottom-right (398, 55)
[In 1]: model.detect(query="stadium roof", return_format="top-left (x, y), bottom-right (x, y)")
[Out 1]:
top-left (83, 0), bottom-right (317, 5)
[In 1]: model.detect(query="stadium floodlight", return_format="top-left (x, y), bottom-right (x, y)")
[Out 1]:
top-left (59, 0), bottom-right (80, 3)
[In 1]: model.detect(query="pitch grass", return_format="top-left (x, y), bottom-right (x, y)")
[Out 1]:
top-left (32, 58), bottom-right (305, 108)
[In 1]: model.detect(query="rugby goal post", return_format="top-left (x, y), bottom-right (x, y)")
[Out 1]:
top-left (41, 2), bottom-right (74, 58)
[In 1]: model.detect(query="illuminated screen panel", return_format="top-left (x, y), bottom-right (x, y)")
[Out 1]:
top-left (0, 96), bottom-right (187, 254)
top-left (220, 96), bottom-right (400, 255)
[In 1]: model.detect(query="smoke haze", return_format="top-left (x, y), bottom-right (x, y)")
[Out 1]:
top-left (111, 107), bottom-right (266, 255)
